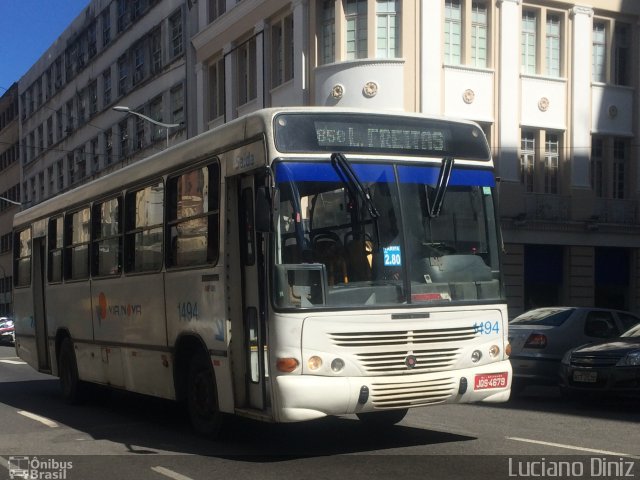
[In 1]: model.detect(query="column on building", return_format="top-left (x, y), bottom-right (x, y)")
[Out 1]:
top-left (497, 0), bottom-right (521, 182)
top-left (195, 62), bottom-right (205, 133)
top-left (570, 6), bottom-right (594, 188)
top-left (292, 0), bottom-right (308, 105)
top-left (224, 43), bottom-right (234, 121)
top-left (255, 21), bottom-right (265, 109)
top-left (420, 0), bottom-right (442, 115)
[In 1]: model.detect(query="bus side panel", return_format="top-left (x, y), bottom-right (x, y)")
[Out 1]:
top-left (13, 287), bottom-right (37, 370)
top-left (164, 266), bottom-right (234, 413)
top-left (91, 274), bottom-right (172, 396)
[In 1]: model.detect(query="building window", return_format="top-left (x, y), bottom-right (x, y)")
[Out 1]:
top-left (319, 0), bottom-right (335, 65)
top-left (614, 23), bottom-right (630, 86)
top-left (208, 59), bottom-right (225, 121)
top-left (520, 131), bottom-right (535, 193)
top-left (591, 137), bottom-right (604, 198)
top-left (77, 91), bottom-right (86, 127)
top-left (67, 153), bottom-right (75, 185)
top-left (171, 85), bottom-right (184, 125)
top-left (91, 137), bottom-right (100, 173)
top-left (208, 0), bottom-right (225, 23)
top-left (102, 8), bottom-right (111, 46)
top-left (117, 0), bottom-right (130, 32)
top-left (592, 22), bottom-right (606, 83)
top-left (271, 14), bottom-right (294, 88)
top-left (135, 115), bottom-right (145, 150)
top-left (48, 166), bottom-right (54, 195)
top-left (170, 9), bottom-right (183, 58)
top-left (237, 38), bottom-right (257, 106)
top-left (57, 159), bottom-right (64, 190)
top-left (119, 119), bottom-right (129, 158)
top-left (133, 42), bottom-right (145, 85)
top-left (65, 100), bottom-right (74, 134)
top-left (118, 55), bottom-right (128, 96)
top-left (445, 1), bottom-right (488, 67)
top-left (545, 14), bottom-right (560, 77)
top-left (103, 69), bottom-right (112, 107)
top-left (521, 11), bottom-right (536, 74)
top-left (613, 139), bottom-right (626, 199)
top-left (89, 80), bottom-right (98, 116)
top-left (444, 1), bottom-right (461, 65)
top-left (345, 0), bottom-right (367, 60)
top-left (47, 116), bottom-right (53, 146)
top-left (88, 21), bottom-right (97, 58)
top-left (376, 0), bottom-right (399, 59)
top-left (544, 133), bottom-right (559, 194)
top-left (150, 27), bottom-right (162, 74)
top-left (149, 96), bottom-right (164, 141)
top-left (37, 124), bottom-right (44, 156)
top-left (104, 128), bottom-right (113, 165)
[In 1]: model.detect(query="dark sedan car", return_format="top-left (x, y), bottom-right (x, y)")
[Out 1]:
top-left (559, 323), bottom-right (640, 397)
top-left (508, 307), bottom-right (640, 392)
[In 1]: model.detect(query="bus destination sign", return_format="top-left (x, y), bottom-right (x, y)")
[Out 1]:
top-left (274, 113), bottom-right (490, 160)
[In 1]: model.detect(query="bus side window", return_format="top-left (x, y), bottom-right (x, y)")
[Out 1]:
top-left (47, 216), bottom-right (63, 283)
top-left (14, 228), bottom-right (32, 287)
top-left (166, 161), bottom-right (219, 268)
top-left (64, 208), bottom-right (91, 281)
top-left (124, 181), bottom-right (164, 273)
top-left (91, 196), bottom-right (122, 277)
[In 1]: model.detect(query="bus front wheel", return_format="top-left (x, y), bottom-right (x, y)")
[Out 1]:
top-left (187, 351), bottom-right (223, 437)
top-left (356, 408), bottom-right (408, 427)
top-left (58, 338), bottom-right (83, 404)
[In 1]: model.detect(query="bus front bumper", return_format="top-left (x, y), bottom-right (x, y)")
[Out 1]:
top-left (273, 360), bottom-right (512, 422)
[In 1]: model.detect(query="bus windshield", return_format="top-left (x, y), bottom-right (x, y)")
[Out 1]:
top-left (273, 159), bottom-right (502, 309)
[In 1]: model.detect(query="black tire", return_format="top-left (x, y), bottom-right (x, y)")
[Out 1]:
top-left (356, 408), bottom-right (408, 427)
top-left (187, 350), bottom-right (223, 437)
top-left (58, 337), bottom-right (84, 404)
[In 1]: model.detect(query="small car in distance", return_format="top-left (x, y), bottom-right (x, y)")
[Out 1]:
top-left (508, 307), bottom-right (640, 392)
top-left (559, 323), bottom-right (640, 398)
top-left (0, 317), bottom-right (15, 345)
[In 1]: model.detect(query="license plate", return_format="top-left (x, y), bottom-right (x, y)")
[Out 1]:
top-left (573, 370), bottom-right (597, 383)
top-left (474, 372), bottom-right (509, 390)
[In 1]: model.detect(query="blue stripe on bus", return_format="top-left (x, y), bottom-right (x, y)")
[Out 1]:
top-left (275, 162), bottom-right (495, 187)
top-left (397, 165), bottom-right (496, 187)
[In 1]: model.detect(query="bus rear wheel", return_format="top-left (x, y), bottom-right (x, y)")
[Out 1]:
top-left (187, 351), bottom-right (223, 437)
top-left (58, 338), bottom-right (84, 404)
top-left (356, 408), bottom-right (408, 427)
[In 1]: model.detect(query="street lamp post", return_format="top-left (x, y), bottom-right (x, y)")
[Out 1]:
top-left (112, 106), bottom-right (180, 148)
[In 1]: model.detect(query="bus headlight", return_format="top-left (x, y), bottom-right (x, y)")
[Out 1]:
top-left (307, 356), bottom-right (323, 371)
top-left (471, 350), bottom-right (482, 363)
top-left (331, 358), bottom-right (345, 373)
top-left (489, 345), bottom-right (500, 358)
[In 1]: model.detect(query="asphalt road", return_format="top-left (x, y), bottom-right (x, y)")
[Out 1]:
top-left (1, 344), bottom-right (638, 480)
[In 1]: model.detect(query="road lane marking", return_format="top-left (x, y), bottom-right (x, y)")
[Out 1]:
top-left (0, 359), bottom-right (26, 364)
top-left (151, 466), bottom-right (195, 480)
top-left (17, 410), bottom-right (59, 428)
top-left (507, 437), bottom-right (640, 459)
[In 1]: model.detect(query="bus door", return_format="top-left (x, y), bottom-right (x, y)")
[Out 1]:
top-left (32, 237), bottom-right (50, 372)
top-left (239, 175), bottom-right (268, 410)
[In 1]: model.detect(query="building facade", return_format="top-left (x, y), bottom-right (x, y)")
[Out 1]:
top-left (0, 84), bottom-right (20, 316)
top-left (18, 0), bottom-right (189, 207)
top-left (10, 0), bottom-right (640, 317)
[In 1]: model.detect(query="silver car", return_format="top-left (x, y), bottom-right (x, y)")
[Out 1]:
top-left (509, 307), bottom-right (640, 392)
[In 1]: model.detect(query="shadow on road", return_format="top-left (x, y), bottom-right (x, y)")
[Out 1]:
top-left (0, 376), bottom-right (476, 459)
top-left (475, 384), bottom-right (640, 423)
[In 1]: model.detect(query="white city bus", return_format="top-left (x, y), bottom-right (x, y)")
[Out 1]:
top-left (13, 107), bottom-right (511, 434)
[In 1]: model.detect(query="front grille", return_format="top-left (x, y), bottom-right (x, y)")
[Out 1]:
top-left (329, 327), bottom-right (477, 348)
top-left (571, 356), bottom-right (621, 368)
top-left (328, 327), bottom-right (476, 375)
top-left (356, 348), bottom-right (460, 374)
top-left (370, 377), bottom-right (457, 409)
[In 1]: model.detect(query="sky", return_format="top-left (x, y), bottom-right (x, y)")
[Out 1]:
top-left (0, 0), bottom-right (89, 94)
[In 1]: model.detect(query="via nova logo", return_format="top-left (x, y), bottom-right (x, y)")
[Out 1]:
top-left (96, 292), bottom-right (142, 323)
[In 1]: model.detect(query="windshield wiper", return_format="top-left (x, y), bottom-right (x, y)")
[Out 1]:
top-left (427, 157), bottom-right (454, 217)
top-left (331, 153), bottom-right (380, 219)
